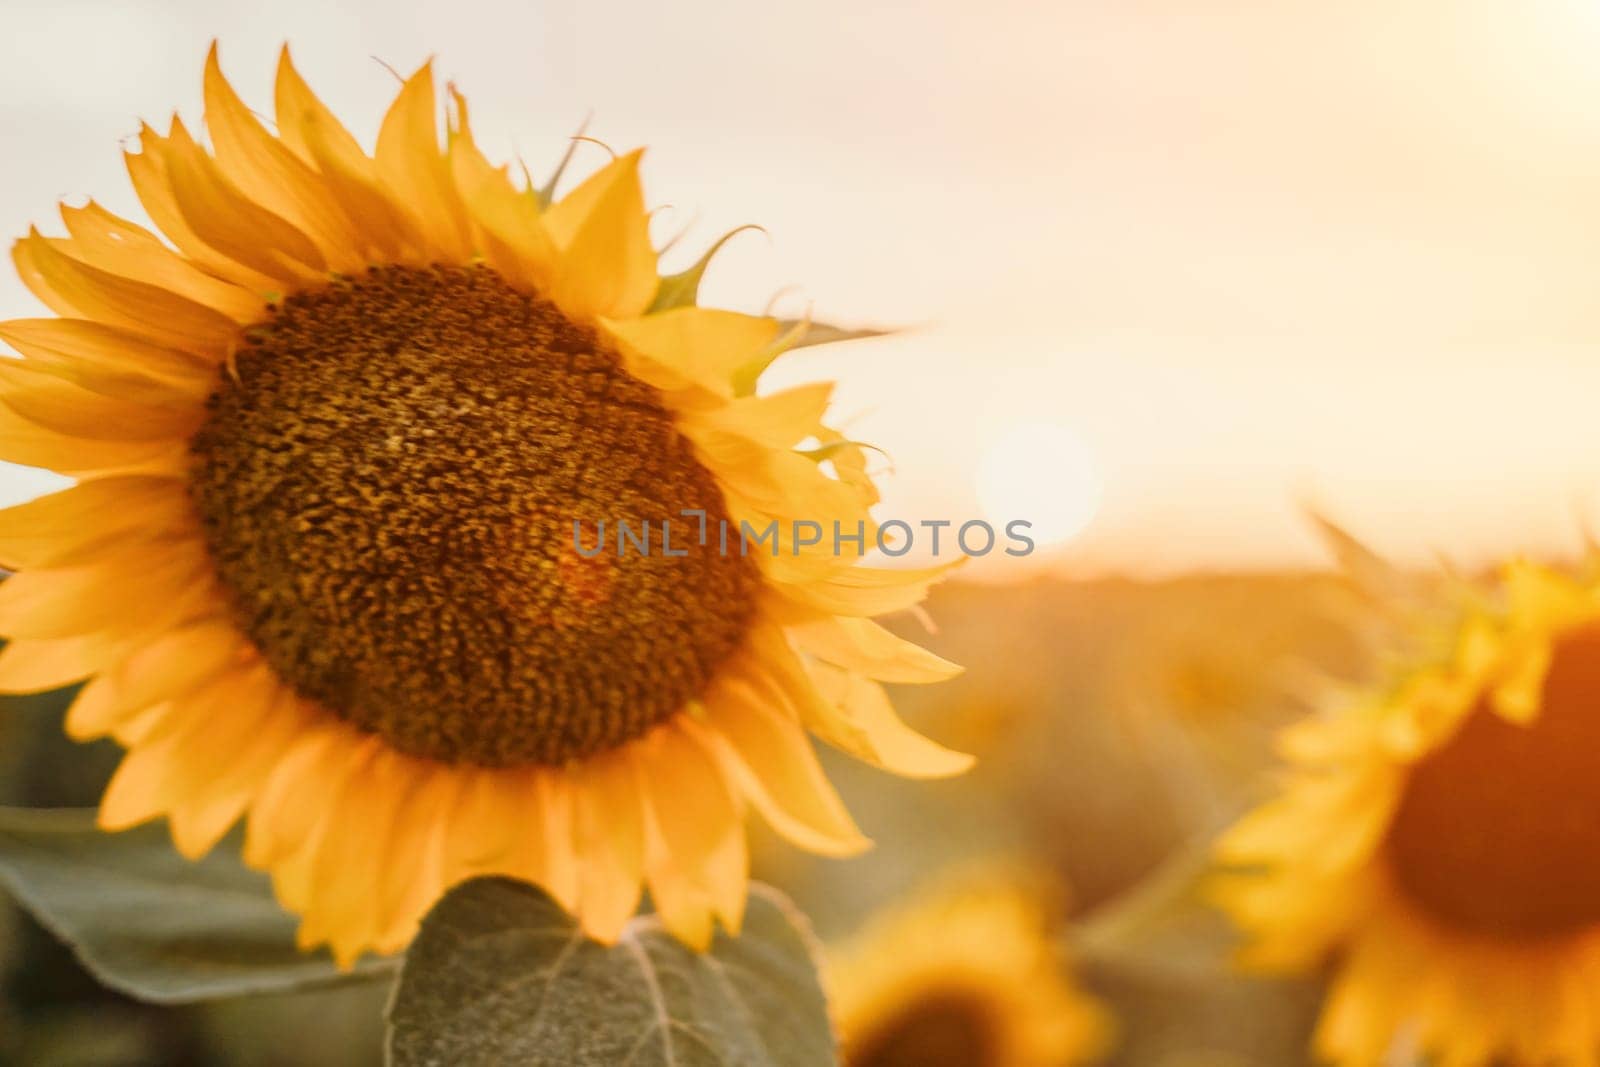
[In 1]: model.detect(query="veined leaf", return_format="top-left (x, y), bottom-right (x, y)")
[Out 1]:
top-left (0, 806), bottom-right (396, 1002)
top-left (386, 877), bottom-right (835, 1067)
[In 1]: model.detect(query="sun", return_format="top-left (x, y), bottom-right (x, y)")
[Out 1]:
top-left (975, 421), bottom-right (1101, 550)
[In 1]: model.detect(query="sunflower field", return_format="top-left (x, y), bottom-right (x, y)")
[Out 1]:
top-left (3, 8), bottom-right (1600, 1066)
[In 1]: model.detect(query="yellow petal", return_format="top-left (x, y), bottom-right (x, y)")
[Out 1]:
top-left (98, 665), bottom-right (275, 839)
top-left (775, 560), bottom-right (959, 618)
top-left (375, 62), bottom-right (471, 262)
top-left (273, 46), bottom-right (365, 164)
top-left (645, 866), bottom-right (716, 951)
top-left (698, 681), bottom-right (870, 857)
top-left (699, 804), bottom-right (750, 935)
top-left (695, 383), bottom-right (835, 449)
top-left (3, 356), bottom-right (209, 410)
top-left (274, 48), bottom-right (417, 263)
top-left (242, 722), bottom-right (347, 869)
top-left (571, 750), bottom-right (645, 942)
top-left (165, 674), bottom-right (289, 858)
top-left (1491, 641), bottom-right (1552, 726)
top-left (300, 746), bottom-right (413, 960)
top-left (274, 736), bottom-right (381, 952)
top-left (0, 360), bottom-right (204, 443)
top-left (158, 117), bottom-right (327, 285)
top-left (778, 609), bottom-right (961, 684)
top-left (0, 318), bottom-right (218, 401)
top-left (447, 91), bottom-right (557, 291)
top-left (534, 771), bottom-right (581, 911)
top-left (686, 428), bottom-right (868, 525)
top-left (203, 44), bottom-right (362, 271)
top-left (124, 124), bottom-right (284, 294)
top-left (808, 663), bottom-right (974, 780)
top-left (98, 731), bottom-right (182, 833)
top-left (375, 768), bottom-right (457, 949)
top-left (0, 475), bottom-right (192, 570)
top-left (65, 617), bottom-right (244, 740)
top-left (1504, 559), bottom-right (1593, 627)
top-left (604, 306), bottom-right (776, 395)
top-left (0, 405), bottom-right (187, 474)
top-left (13, 231), bottom-right (242, 358)
top-left (639, 722), bottom-right (748, 948)
top-left (639, 724), bottom-right (742, 884)
top-left (738, 619), bottom-right (970, 779)
top-left (811, 426), bottom-right (878, 506)
top-left (440, 767), bottom-right (526, 873)
top-left (0, 632), bottom-right (129, 693)
top-left (548, 151), bottom-right (658, 320)
top-left (0, 541), bottom-right (216, 640)
top-left (543, 150), bottom-right (635, 246)
top-left (57, 201), bottom-right (264, 323)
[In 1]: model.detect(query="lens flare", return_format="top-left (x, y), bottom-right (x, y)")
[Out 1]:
top-left (976, 421), bottom-right (1102, 549)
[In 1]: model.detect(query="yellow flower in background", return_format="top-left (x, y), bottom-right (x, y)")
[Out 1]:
top-left (829, 871), bottom-right (1112, 1067)
top-left (1216, 559), bottom-right (1600, 1065)
top-left (0, 44), bottom-right (971, 965)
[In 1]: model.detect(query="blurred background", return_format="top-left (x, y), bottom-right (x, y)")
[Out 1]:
top-left (6, 0), bottom-right (1600, 574)
top-left (2, 0), bottom-right (1597, 1063)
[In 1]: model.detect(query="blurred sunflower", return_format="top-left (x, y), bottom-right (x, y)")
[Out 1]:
top-left (0, 44), bottom-right (971, 965)
top-left (1216, 558), bottom-right (1600, 1065)
top-left (828, 871), bottom-right (1111, 1067)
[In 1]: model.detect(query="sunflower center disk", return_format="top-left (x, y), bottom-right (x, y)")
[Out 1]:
top-left (845, 992), bottom-right (1002, 1067)
top-left (1384, 622), bottom-right (1600, 938)
top-left (190, 265), bottom-right (759, 768)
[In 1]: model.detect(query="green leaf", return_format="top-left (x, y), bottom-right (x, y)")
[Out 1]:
top-left (773, 319), bottom-right (890, 350)
top-left (728, 318), bottom-right (891, 397)
top-left (795, 439), bottom-right (885, 465)
top-left (533, 119), bottom-right (591, 211)
top-left (0, 806), bottom-right (396, 1003)
top-left (648, 225), bottom-right (765, 313)
top-left (386, 877), bottom-right (836, 1067)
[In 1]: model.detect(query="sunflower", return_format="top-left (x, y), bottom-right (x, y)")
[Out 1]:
top-left (828, 871), bottom-right (1111, 1067)
top-left (1215, 558), bottom-right (1600, 1065)
top-left (0, 44), bottom-right (972, 966)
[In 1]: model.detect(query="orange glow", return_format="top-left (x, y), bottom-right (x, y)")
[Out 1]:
top-left (976, 421), bottom-right (1101, 550)
top-left (4, 1), bottom-right (1600, 576)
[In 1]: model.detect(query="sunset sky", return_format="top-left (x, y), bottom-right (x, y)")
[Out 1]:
top-left (5, 0), bottom-right (1600, 576)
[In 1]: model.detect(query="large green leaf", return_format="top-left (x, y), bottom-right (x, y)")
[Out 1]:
top-left (386, 877), bottom-right (835, 1067)
top-left (0, 806), bottom-right (395, 1003)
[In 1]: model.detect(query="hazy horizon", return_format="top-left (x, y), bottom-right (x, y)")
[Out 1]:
top-left (5, 0), bottom-right (1600, 577)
